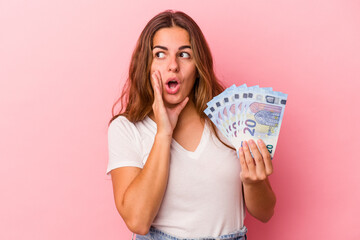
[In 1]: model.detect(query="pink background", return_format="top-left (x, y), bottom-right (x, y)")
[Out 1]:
top-left (1, 0), bottom-right (359, 239)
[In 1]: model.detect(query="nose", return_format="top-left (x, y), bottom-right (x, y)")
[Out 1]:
top-left (168, 55), bottom-right (179, 72)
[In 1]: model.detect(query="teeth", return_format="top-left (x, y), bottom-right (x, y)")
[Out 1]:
top-left (168, 81), bottom-right (178, 89)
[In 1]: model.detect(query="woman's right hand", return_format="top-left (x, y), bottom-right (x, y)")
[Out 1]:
top-left (151, 70), bottom-right (189, 137)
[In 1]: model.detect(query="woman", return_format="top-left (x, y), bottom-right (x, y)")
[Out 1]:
top-left (107, 10), bottom-right (276, 240)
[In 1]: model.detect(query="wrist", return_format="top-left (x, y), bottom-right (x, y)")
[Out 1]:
top-left (155, 132), bottom-right (173, 142)
top-left (242, 179), bottom-right (268, 189)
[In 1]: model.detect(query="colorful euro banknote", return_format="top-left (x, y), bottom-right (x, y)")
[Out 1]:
top-left (204, 84), bottom-right (287, 159)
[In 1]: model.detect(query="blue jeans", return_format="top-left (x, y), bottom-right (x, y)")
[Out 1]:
top-left (135, 226), bottom-right (247, 240)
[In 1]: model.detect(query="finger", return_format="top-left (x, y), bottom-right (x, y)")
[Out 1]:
top-left (238, 146), bottom-right (249, 182)
top-left (257, 139), bottom-right (273, 176)
top-left (151, 72), bottom-right (167, 121)
top-left (248, 139), bottom-right (266, 180)
top-left (242, 141), bottom-right (256, 174)
top-left (151, 71), bottom-right (163, 103)
top-left (238, 146), bottom-right (248, 173)
top-left (154, 70), bottom-right (163, 96)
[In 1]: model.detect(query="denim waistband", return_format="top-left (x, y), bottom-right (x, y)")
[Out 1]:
top-left (135, 226), bottom-right (247, 240)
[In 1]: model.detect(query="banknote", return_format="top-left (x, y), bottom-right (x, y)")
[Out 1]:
top-left (204, 84), bottom-right (287, 159)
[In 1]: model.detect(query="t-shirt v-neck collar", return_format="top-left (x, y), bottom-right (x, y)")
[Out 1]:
top-left (144, 116), bottom-right (209, 159)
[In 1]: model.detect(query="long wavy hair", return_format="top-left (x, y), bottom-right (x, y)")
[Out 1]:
top-left (110, 10), bottom-right (233, 150)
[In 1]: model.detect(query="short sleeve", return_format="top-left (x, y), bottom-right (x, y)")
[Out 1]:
top-left (106, 116), bottom-right (143, 175)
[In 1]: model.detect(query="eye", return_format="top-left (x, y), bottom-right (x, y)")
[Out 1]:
top-left (179, 52), bottom-right (191, 58)
top-left (155, 52), bottom-right (165, 58)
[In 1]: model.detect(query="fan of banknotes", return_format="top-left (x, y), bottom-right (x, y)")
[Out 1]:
top-left (204, 84), bottom-right (287, 158)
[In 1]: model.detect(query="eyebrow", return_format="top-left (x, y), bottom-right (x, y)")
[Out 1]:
top-left (152, 45), bottom-right (191, 51)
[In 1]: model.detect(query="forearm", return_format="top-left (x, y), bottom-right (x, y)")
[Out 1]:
top-left (121, 134), bottom-right (172, 231)
top-left (243, 178), bottom-right (276, 222)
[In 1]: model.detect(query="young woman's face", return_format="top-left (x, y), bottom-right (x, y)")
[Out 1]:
top-left (150, 26), bottom-right (197, 108)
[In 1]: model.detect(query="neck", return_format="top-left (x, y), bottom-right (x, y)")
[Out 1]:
top-left (177, 99), bottom-right (196, 120)
top-left (175, 99), bottom-right (204, 130)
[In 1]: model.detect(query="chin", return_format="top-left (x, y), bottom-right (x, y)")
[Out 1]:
top-left (163, 96), bottom-right (186, 108)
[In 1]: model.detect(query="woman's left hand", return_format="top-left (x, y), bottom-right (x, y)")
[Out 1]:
top-left (238, 139), bottom-right (273, 185)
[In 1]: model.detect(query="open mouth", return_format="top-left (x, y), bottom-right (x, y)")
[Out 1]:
top-left (167, 80), bottom-right (179, 89)
top-left (165, 78), bottom-right (180, 94)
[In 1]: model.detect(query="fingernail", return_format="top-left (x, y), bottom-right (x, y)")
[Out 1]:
top-left (243, 141), bottom-right (248, 148)
top-left (239, 147), bottom-right (243, 153)
top-left (249, 139), bottom-right (255, 146)
top-left (257, 139), bottom-right (264, 145)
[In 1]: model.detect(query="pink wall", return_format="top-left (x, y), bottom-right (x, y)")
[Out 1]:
top-left (1, 0), bottom-right (359, 239)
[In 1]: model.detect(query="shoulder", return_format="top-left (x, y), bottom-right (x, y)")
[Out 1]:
top-left (109, 115), bottom-right (135, 130)
top-left (109, 115), bottom-right (140, 132)
top-left (108, 115), bottom-right (142, 142)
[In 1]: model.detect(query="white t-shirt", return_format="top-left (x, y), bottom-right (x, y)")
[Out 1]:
top-left (107, 115), bottom-right (245, 238)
